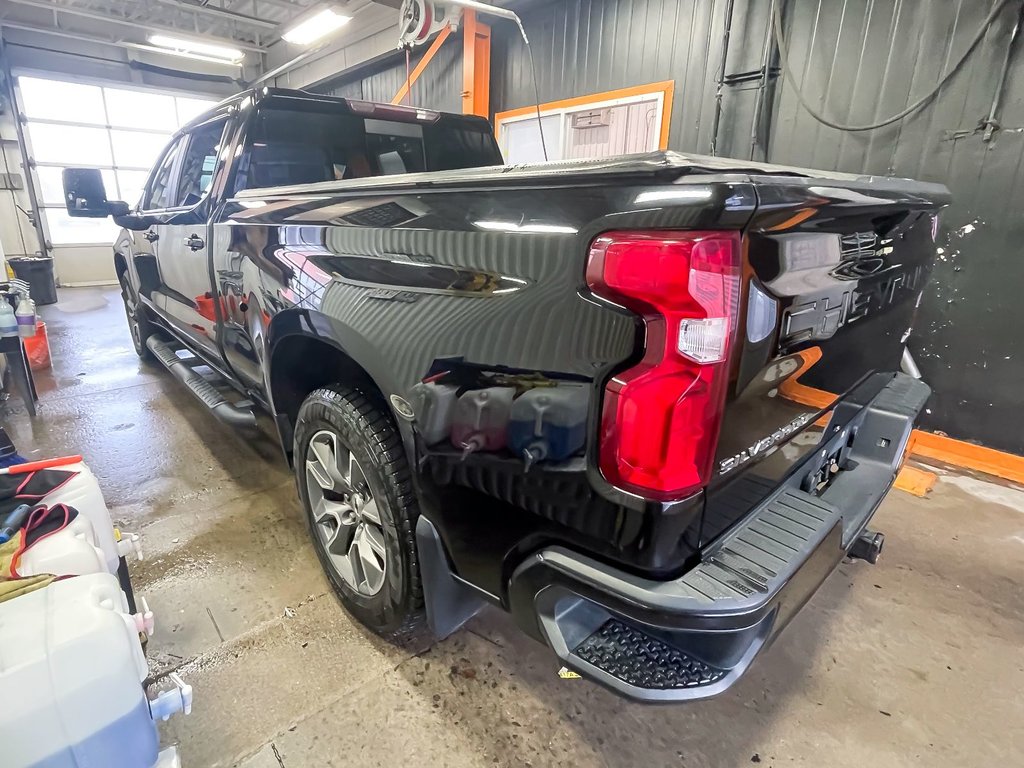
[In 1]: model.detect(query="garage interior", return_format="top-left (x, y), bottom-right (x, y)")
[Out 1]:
top-left (0, 1), bottom-right (1021, 766)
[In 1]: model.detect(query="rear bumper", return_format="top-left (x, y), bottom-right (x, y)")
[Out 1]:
top-left (507, 373), bottom-right (930, 702)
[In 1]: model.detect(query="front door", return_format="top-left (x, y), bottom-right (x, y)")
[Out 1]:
top-left (149, 117), bottom-right (229, 361)
top-left (131, 133), bottom-right (187, 312)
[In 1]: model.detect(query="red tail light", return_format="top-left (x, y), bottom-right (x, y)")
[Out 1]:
top-left (586, 230), bottom-right (741, 500)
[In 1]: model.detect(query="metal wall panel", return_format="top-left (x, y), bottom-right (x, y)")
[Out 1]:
top-left (319, 37), bottom-right (464, 114)
top-left (766, 1), bottom-right (1024, 452)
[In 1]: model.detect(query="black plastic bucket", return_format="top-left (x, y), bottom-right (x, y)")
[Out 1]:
top-left (9, 256), bottom-right (58, 306)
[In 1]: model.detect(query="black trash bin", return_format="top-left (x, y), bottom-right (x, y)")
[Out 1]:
top-left (8, 256), bottom-right (58, 306)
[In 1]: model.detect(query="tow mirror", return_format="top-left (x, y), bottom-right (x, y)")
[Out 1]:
top-left (62, 168), bottom-right (129, 218)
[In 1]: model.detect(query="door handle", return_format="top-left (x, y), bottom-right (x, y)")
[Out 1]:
top-left (184, 234), bottom-right (205, 251)
top-left (143, 230), bottom-right (159, 242)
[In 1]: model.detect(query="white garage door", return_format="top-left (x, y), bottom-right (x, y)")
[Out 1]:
top-left (19, 76), bottom-right (216, 248)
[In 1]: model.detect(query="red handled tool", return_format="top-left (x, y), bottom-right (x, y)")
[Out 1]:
top-left (0, 455), bottom-right (82, 475)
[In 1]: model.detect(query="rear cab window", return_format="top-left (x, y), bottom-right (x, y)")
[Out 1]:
top-left (234, 99), bottom-right (503, 192)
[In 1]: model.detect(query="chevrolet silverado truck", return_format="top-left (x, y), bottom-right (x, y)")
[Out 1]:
top-left (62, 87), bottom-right (948, 702)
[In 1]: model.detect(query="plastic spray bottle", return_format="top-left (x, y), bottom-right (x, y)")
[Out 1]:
top-left (16, 295), bottom-right (36, 338)
top-left (0, 298), bottom-right (17, 337)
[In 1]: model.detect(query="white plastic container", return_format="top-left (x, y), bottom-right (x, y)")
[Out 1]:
top-left (42, 461), bottom-right (123, 573)
top-left (409, 381), bottom-right (459, 445)
top-left (15, 509), bottom-right (108, 579)
top-left (450, 387), bottom-right (516, 454)
top-left (0, 572), bottom-right (159, 768)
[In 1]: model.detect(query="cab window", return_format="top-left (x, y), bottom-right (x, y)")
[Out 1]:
top-left (234, 104), bottom-right (502, 192)
top-left (144, 134), bottom-right (187, 210)
top-left (175, 119), bottom-right (228, 208)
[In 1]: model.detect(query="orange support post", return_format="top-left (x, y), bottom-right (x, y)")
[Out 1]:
top-left (391, 24), bottom-right (453, 106)
top-left (461, 10), bottom-right (491, 117)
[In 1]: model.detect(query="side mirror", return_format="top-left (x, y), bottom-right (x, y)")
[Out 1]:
top-left (62, 168), bottom-right (129, 219)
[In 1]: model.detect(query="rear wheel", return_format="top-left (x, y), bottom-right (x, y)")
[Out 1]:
top-left (294, 384), bottom-right (425, 641)
top-left (119, 274), bottom-right (154, 359)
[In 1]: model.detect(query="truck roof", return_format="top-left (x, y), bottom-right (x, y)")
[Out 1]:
top-left (181, 86), bottom-right (492, 134)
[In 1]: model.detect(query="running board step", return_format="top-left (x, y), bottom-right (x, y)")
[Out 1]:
top-left (146, 335), bottom-right (257, 430)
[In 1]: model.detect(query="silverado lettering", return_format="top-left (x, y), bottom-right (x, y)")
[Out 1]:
top-left (718, 413), bottom-right (815, 476)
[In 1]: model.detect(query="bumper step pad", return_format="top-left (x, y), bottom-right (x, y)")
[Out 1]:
top-left (512, 374), bottom-right (931, 701)
top-left (573, 619), bottom-right (726, 690)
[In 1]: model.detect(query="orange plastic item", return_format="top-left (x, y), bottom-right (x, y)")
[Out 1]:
top-left (0, 454), bottom-right (82, 475)
top-left (24, 320), bottom-right (50, 370)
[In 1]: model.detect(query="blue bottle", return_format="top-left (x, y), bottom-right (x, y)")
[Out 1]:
top-left (508, 385), bottom-right (588, 468)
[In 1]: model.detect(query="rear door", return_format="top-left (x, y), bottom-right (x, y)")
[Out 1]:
top-left (149, 116), bottom-right (230, 361)
top-left (703, 176), bottom-right (946, 543)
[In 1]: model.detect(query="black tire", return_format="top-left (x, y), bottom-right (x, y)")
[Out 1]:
top-left (294, 384), bottom-right (426, 641)
top-left (119, 273), bottom-right (154, 359)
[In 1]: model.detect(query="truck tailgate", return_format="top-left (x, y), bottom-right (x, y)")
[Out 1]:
top-left (703, 175), bottom-right (949, 544)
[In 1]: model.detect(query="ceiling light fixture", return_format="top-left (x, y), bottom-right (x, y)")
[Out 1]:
top-left (282, 7), bottom-right (352, 46)
top-left (147, 34), bottom-right (245, 62)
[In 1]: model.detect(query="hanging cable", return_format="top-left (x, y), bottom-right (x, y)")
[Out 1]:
top-left (772, 0), bottom-right (1013, 132)
top-left (404, 46), bottom-right (412, 106)
top-left (525, 40), bottom-right (548, 161)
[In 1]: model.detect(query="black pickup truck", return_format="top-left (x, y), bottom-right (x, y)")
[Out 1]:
top-left (63, 87), bottom-right (948, 702)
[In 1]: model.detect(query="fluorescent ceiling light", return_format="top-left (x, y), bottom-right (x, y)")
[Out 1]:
top-left (147, 34), bottom-right (244, 62)
top-left (138, 46), bottom-right (244, 67)
top-left (282, 8), bottom-right (352, 45)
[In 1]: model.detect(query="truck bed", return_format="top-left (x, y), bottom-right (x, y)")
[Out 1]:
top-left (232, 150), bottom-right (951, 200)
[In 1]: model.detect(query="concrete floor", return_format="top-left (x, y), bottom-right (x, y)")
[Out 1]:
top-left (5, 286), bottom-right (1023, 768)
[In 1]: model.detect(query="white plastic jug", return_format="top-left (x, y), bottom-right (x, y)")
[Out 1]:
top-left (15, 509), bottom-right (108, 579)
top-left (0, 572), bottom-right (158, 768)
top-left (410, 381), bottom-right (459, 445)
top-left (41, 461), bottom-right (125, 573)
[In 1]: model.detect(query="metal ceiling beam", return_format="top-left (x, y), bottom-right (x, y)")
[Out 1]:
top-left (4, 0), bottom-right (268, 52)
top-left (0, 20), bottom-right (246, 69)
top-left (231, 0), bottom-right (310, 12)
top-left (148, 0), bottom-right (278, 30)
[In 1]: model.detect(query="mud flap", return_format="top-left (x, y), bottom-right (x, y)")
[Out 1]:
top-left (415, 516), bottom-right (487, 639)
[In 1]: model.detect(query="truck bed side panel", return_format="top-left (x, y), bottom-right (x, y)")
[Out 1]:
top-left (215, 178), bottom-right (755, 594)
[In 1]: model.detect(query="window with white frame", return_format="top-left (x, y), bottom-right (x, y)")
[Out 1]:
top-left (495, 82), bottom-right (673, 165)
top-left (18, 76), bottom-right (217, 246)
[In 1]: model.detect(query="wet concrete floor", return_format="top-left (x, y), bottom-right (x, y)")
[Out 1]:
top-left (4, 287), bottom-right (1022, 767)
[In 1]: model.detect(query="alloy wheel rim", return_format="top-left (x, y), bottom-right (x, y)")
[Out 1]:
top-left (304, 429), bottom-right (387, 596)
